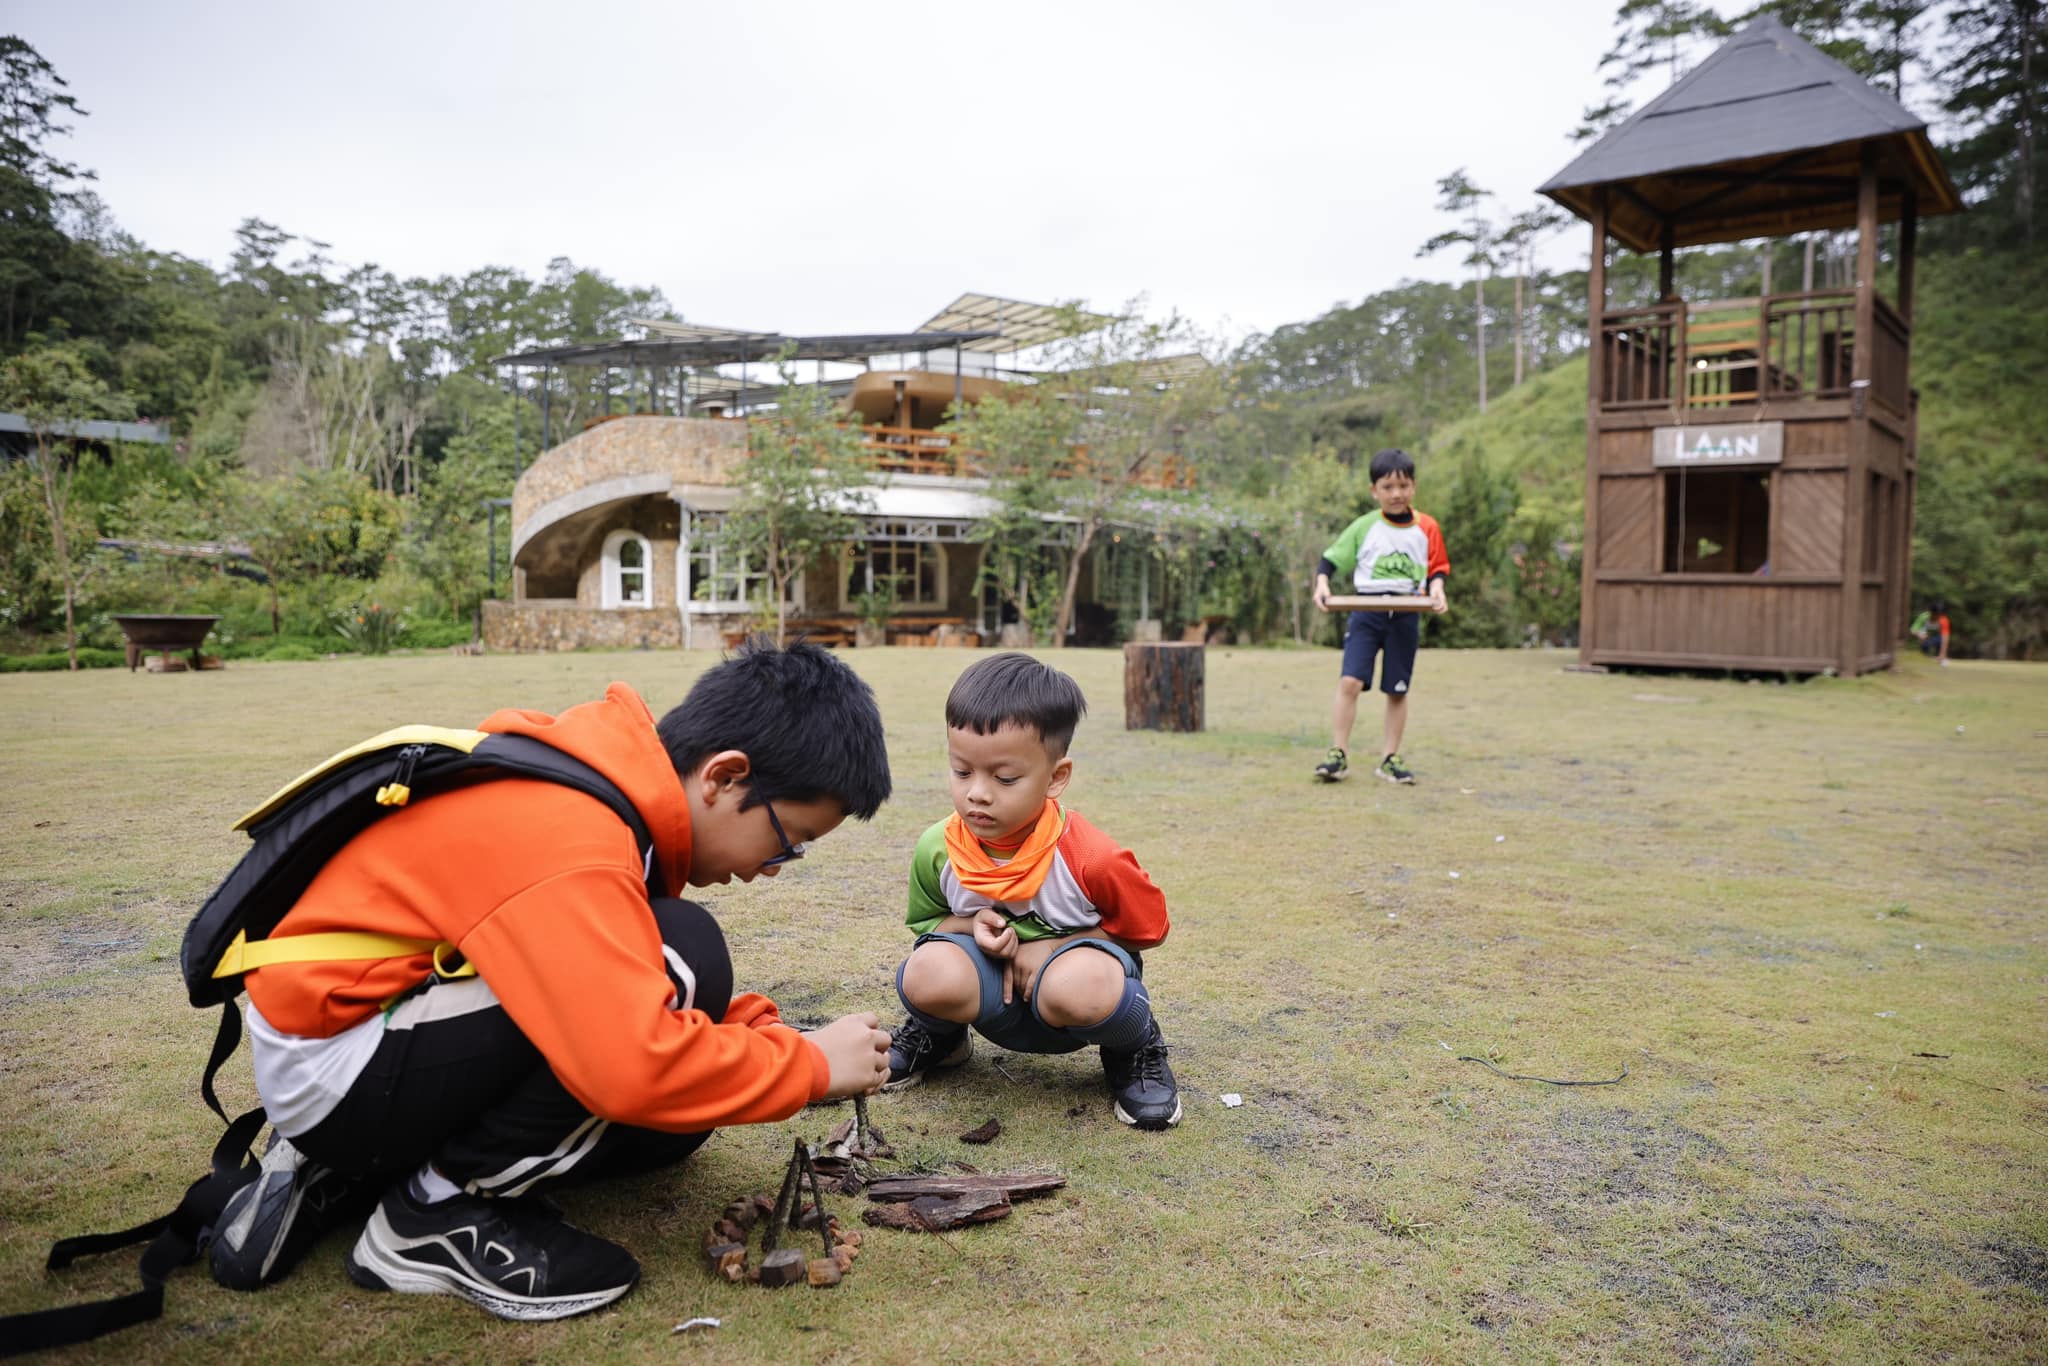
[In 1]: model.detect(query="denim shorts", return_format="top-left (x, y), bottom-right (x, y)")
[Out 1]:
top-left (908, 931), bottom-right (1138, 1055)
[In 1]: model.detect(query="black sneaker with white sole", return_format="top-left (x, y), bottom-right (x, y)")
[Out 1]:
top-left (1377, 752), bottom-right (1416, 784)
top-left (345, 1185), bottom-right (639, 1321)
top-left (1313, 747), bottom-right (1348, 781)
top-left (1103, 1019), bottom-right (1182, 1130)
top-left (209, 1132), bottom-right (375, 1291)
top-left (883, 1014), bottom-right (971, 1090)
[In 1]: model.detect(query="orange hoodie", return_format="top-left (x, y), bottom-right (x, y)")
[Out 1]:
top-left (243, 682), bottom-right (829, 1132)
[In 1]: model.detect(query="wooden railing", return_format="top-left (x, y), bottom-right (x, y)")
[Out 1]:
top-left (1599, 290), bottom-right (1909, 416)
top-left (842, 423), bottom-right (1197, 490)
top-left (1597, 303), bottom-right (1681, 408)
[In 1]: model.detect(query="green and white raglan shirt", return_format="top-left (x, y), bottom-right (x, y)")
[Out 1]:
top-left (1321, 509), bottom-right (1450, 595)
top-left (905, 808), bottom-right (1170, 948)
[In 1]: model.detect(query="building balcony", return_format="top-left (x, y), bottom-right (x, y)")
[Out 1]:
top-left (1595, 289), bottom-right (1911, 425)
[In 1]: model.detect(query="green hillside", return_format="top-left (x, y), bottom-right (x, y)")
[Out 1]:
top-left (1413, 246), bottom-right (2048, 658)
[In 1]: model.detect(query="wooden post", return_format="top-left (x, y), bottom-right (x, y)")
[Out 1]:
top-left (1897, 191), bottom-right (1918, 325)
top-left (1122, 641), bottom-right (1204, 732)
top-left (1579, 192), bottom-right (1608, 667)
top-left (1841, 142), bottom-right (1881, 678)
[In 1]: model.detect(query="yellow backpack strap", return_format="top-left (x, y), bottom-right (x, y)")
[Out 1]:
top-left (211, 928), bottom-right (447, 979)
top-left (233, 726), bottom-right (488, 831)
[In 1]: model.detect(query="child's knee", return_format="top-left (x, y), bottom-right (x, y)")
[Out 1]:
top-left (899, 941), bottom-right (980, 1022)
top-left (1336, 675), bottom-right (1366, 699)
top-left (1033, 946), bottom-right (1129, 1029)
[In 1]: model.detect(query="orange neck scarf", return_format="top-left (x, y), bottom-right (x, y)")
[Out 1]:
top-left (944, 799), bottom-right (1065, 905)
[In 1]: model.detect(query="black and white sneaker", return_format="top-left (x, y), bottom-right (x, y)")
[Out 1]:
top-left (345, 1185), bottom-right (640, 1321)
top-left (1103, 1020), bottom-right (1182, 1130)
top-left (883, 1015), bottom-right (971, 1090)
top-left (1314, 747), bottom-right (1349, 781)
top-left (209, 1132), bottom-right (374, 1291)
top-left (1377, 753), bottom-right (1416, 785)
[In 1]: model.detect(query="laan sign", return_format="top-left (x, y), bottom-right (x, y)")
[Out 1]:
top-left (1652, 421), bottom-right (1784, 467)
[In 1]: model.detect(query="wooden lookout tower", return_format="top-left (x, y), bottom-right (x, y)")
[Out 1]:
top-left (1540, 15), bottom-right (1960, 676)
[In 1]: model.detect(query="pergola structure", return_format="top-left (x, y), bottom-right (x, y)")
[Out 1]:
top-left (493, 328), bottom-right (1001, 449)
top-left (1539, 14), bottom-right (1960, 676)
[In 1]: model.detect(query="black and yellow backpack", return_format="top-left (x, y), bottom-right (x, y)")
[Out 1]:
top-left (1, 726), bottom-right (664, 1356)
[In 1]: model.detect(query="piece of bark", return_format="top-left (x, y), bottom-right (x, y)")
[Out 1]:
top-left (827, 1117), bottom-right (856, 1146)
top-left (861, 1192), bottom-right (1012, 1231)
top-left (831, 1246), bottom-right (856, 1271)
top-left (714, 1218), bottom-right (746, 1244)
top-left (758, 1247), bottom-right (807, 1287)
top-left (704, 1241), bottom-right (745, 1274)
top-left (832, 1227), bottom-right (863, 1249)
top-left (724, 1199), bottom-right (760, 1229)
top-left (864, 1172), bottom-right (1065, 1203)
top-left (806, 1257), bottom-right (843, 1288)
top-left (958, 1118), bottom-right (1002, 1145)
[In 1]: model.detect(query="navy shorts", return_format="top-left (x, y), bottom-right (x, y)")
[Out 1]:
top-left (1341, 609), bottom-right (1420, 695)
top-left (907, 931), bottom-right (1139, 1055)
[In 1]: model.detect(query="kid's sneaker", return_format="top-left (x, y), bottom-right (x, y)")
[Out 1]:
top-left (209, 1132), bottom-right (375, 1291)
top-left (345, 1185), bottom-right (639, 1322)
top-left (1102, 1020), bottom-right (1182, 1130)
top-left (1313, 747), bottom-right (1348, 781)
top-left (883, 1015), bottom-right (971, 1090)
top-left (1377, 753), bottom-right (1416, 785)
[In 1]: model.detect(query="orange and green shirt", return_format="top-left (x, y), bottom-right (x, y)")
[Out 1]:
top-left (906, 803), bottom-right (1169, 948)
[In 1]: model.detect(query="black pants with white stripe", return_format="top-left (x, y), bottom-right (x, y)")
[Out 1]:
top-left (291, 898), bottom-right (735, 1197)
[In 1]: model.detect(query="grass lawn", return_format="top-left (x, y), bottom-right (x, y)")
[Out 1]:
top-left (2, 646), bottom-right (2043, 1363)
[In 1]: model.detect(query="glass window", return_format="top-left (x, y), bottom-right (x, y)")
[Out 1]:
top-left (686, 515), bottom-right (783, 611)
top-left (843, 537), bottom-right (943, 609)
top-left (603, 530), bottom-right (653, 608)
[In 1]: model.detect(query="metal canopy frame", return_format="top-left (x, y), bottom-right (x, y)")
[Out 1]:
top-left (914, 293), bottom-right (1118, 353)
top-left (492, 329), bottom-right (1001, 370)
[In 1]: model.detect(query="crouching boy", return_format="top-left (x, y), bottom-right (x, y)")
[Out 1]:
top-left (209, 639), bottom-right (894, 1321)
top-left (884, 653), bottom-right (1181, 1129)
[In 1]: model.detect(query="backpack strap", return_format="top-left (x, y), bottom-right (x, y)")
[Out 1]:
top-left (0, 1107), bottom-right (263, 1357)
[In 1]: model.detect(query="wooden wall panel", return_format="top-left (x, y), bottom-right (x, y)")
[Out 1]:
top-left (1597, 477), bottom-right (1657, 571)
top-left (1598, 427), bottom-right (1652, 472)
top-left (1781, 417), bottom-right (1849, 468)
top-left (1775, 471), bottom-right (1844, 576)
top-left (1866, 424), bottom-right (1905, 481)
top-left (1593, 582), bottom-right (1841, 668)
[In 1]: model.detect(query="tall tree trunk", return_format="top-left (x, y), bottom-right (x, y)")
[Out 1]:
top-left (1053, 520), bottom-right (1099, 647)
top-left (33, 434), bottom-right (79, 670)
top-left (1475, 270), bottom-right (1489, 414)
top-left (2021, 0), bottom-right (2039, 243)
top-left (1513, 266), bottom-right (1525, 389)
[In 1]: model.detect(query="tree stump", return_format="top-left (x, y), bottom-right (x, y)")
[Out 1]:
top-left (1122, 641), bottom-right (1205, 733)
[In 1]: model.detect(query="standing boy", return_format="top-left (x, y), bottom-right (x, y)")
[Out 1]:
top-left (883, 654), bottom-right (1181, 1129)
top-left (208, 639), bottom-right (895, 1321)
top-left (1310, 447), bottom-right (1450, 784)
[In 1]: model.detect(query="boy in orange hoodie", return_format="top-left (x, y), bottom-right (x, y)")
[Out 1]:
top-left (206, 639), bottom-right (893, 1321)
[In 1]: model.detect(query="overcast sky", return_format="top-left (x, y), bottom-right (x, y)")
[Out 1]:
top-left (16, 0), bottom-right (1629, 341)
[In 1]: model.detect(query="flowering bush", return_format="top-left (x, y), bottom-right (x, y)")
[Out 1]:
top-left (332, 601), bottom-right (404, 655)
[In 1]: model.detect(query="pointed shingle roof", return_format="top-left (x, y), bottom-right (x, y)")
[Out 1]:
top-left (1540, 15), bottom-right (1959, 250)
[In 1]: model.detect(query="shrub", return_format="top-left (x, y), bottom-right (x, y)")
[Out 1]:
top-left (332, 602), bottom-right (404, 656)
top-left (0, 647), bottom-right (127, 672)
top-left (260, 643), bottom-right (323, 663)
top-left (400, 617), bottom-right (476, 650)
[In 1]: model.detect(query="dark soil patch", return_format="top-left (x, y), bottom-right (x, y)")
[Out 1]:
top-left (1980, 1238), bottom-right (2048, 1297)
top-left (1475, 1107), bottom-right (1725, 1231)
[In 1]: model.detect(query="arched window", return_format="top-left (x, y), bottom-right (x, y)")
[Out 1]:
top-left (602, 530), bottom-right (653, 608)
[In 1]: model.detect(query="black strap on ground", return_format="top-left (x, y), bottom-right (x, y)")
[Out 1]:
top-left (0, 1101), bottom-right (262, 1356)
top-left (1457, 1055), bottom-right (1631, 1086)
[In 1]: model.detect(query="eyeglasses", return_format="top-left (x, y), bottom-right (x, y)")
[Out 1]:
top-left (762, 802), bottom-right (807, 867)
